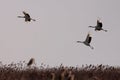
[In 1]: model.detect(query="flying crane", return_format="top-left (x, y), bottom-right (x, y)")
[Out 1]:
top-left (77, 32), bottom-right (94, 49)
top-left (89, 19), bottom-right (107, 32)
top-left (18, 11), bottom-right (36, 22)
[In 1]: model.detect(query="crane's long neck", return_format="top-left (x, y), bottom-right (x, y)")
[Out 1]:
top-left (18, 16), bottom-right (25, 18)
top-left (77, 41), bottom-right (83, 43)
top-left (89, 26), bottom-right (95, 28)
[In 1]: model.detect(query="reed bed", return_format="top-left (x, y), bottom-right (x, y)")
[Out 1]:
top-left (0, 62), bottom-right (120, 80)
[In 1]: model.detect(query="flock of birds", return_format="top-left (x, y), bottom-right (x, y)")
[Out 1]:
top-left (77, 19), bottom-right (107, 49)
top-left (17, 11), bottom-right (108, 66)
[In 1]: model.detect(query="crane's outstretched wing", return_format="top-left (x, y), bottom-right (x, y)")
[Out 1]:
top-left (85, 33), bottom-right (90, 42)
top-left (27, 59), bottom-right (33, 66)
top-left (23, 11), bottom-right (30, 18)
top-left (27, 58), bottom-right (35, 66)
top-left (88, 36), bottom-right (92, 43)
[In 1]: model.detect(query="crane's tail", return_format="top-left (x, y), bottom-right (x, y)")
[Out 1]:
top-left (90, 46), bottom-right (94, 49)
top-left (102, 29), bottom-right (107, 32)
top-left (31, 18), bottom-right (36, 21)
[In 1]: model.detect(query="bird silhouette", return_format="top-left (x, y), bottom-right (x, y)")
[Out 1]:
top-left (27, 58), bottom-right (35, 66)
top-left (89, 19), bottom-right (107, 32)
top-left (18, 11), bottom-right (36, 22)
top-left (77, 32), bottom-right (94, 49)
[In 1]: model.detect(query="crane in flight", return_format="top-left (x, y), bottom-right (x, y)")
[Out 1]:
top-left (18, 11), bottom-right (36, 22)
top-left (89, 19), bottom-right (107, 32)
top-left (77, 32), bottom-right (94, 49)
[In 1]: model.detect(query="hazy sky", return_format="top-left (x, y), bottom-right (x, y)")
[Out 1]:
top-left (0, 0), bottom-right (120, 66)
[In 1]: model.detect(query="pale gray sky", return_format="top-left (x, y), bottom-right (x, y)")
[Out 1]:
top-left (0, 0), bottom-right (120, 66)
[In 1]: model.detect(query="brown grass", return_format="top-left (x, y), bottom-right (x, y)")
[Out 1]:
top-left (0, 62), bottom-right (120, 80)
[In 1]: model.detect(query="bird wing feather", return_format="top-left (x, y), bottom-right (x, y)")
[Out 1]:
top-left (85, 33), bottom-right (90, 42)
top-left (88, 37), bottom-right (92, 43)
top-left (23, 11), bottom-right (30, 18)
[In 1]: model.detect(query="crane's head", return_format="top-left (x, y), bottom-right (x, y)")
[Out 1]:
top-left (97, 17), bottom-right (102, 23)
top-left (88, 31), bottom-right (91, 36)
top-left (23, 11), bottom-right (27, 15)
